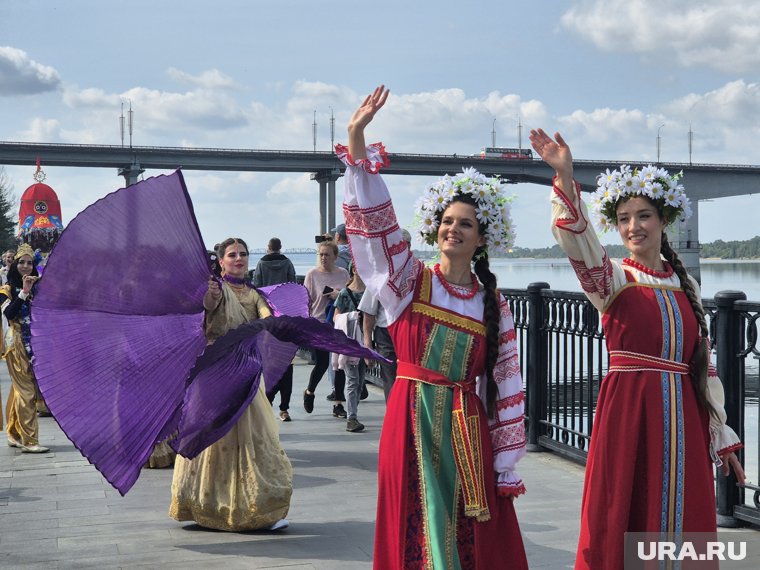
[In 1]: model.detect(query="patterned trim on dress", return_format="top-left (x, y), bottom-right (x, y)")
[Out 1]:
top-left (655, 288), bottom-right (686, 537)
top-left (490, 416), bottom-right (526, 453)
top-left (603, 282), bottom-right (684, 313)
top-left (552, 178), bottom-right (588, 234)
top-left (568, 251), bottom-right (613, 297)
top-left (412, 381), bottom-right (435, 570)
top-left (412, 303), bottom-right (486, 336)
top-left (335, 142), bottom-right (390, 174)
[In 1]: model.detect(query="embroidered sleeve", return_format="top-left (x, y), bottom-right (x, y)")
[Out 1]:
top-left (340, 143), bottom-right (420, 325)
top-left (488, 294), bottom-right (527, 497)
top-left (336, 142), bottom-right (390, 174)
top-left (706, 363), bottom-right (743, 462)
top-left (550, 179), bottom-right (623, 311)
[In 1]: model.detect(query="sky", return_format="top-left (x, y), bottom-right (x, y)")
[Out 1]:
top-left (1, 0), bottom-right (759, 250)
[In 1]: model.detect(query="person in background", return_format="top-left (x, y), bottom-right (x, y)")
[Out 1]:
top-left (359, 228), bottom-right (411, 402)
top-left (253, 237), bottom-right (297, 421)
top-left (332, 223), bottom-right (352, 271)
top-left (0, 248), bottom-right (14, 430)
top-left (332, 271), bottom-right (367, 432)
top-left (302, 241), bottom-right (349, 415)
top-left (530, 127), bottom-right (745, 569)
top-left (342, 86), bottom-right (527, 569)
top-left (3, 244), bottom-right (48, 453)
top-left (169, 237), bottom-right (292, 531)
top-left (0, 249), bottom-right (15, 285)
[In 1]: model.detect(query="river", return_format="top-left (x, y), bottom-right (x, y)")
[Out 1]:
top-left (254, 254), bottom-right (760, 302)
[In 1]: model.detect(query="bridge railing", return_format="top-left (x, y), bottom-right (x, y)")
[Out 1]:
top-left (504, 283), bottom-right (758, 528)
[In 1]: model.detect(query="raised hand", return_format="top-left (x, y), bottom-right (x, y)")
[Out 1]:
top-left (347, 85), bottom-right (389, 161)
top-left (529, 129), bottom-right (573, 177)
top-left (348, 85), bottom-right (390, 134)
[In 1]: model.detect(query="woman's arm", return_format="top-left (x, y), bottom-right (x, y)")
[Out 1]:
top-left (487, 293), bottom-right (527, 498)
top-left (530, 129), bottom-right (625, 310)
top-left (340, 86), bottom-right (420, 324)
top-left (203, 277), bottom-right (222, 312)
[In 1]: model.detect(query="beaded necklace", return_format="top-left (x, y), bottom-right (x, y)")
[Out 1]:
top-left (433, 263), bottom-right (479, 300)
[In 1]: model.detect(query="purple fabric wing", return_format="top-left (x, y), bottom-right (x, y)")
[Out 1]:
top-left (256, 282), bottom-right (310, 318)
top-left (31, 171), bottom-right (210, 495)
top-left (172, 315), bottom-right (388, 458)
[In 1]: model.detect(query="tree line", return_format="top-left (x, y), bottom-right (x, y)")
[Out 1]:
top-left (503, 238), bottom-right (760, 260)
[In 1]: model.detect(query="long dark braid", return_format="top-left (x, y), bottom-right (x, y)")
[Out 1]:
top-left (473, 247), bottom-right (501, 419)
top-left (660, 233), bottom-right (717, 418)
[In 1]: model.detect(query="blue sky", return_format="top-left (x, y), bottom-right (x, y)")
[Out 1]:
top-left (1, 0), bottom-right (759, 249)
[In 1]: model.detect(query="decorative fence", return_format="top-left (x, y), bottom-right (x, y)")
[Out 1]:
top-left (501, 283), bottom-right (759, 528)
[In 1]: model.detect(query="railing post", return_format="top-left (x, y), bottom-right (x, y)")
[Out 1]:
top-left (714, 290), bottom-right (746, 527)
top-left (526, 282), bottom-right (549, 452)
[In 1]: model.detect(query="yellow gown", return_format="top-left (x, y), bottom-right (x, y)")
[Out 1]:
top-left (168, 283), bottom-right (293, 530)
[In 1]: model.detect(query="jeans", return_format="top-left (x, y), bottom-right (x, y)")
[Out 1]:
top-left (344, 360), bottom-right (367, 420)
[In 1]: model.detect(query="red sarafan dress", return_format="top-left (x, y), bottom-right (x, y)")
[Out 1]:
top-left (550, 181), bottom-right (742, 570)
top-left (339, 143), bottom-right (529, 570)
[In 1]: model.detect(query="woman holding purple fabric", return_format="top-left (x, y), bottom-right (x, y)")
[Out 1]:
top-left (169, 237), bottom-right (292, 531)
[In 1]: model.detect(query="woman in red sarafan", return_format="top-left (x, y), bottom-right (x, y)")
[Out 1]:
top-left (340, 86), bottom-right (528, 570)
top-left (529, 128), bottom-right (746, 569)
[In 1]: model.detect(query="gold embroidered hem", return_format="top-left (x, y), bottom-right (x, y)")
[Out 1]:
top-left (168, 384), bottom-right (293, 531)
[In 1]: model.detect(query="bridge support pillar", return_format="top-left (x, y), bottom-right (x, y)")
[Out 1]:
top-left (312, 169), bottom-right (341, 236)
top-left (670, 200), bottom-right (701, 284)
top-left (118, 163), bottom-right (145, 187)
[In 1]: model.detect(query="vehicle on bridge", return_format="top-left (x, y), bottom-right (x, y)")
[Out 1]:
top-left (479, 146), bottom-right (533, 159)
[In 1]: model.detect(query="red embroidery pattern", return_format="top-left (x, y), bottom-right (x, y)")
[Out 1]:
top-left (553, 179), bottom-right (588, 234)
top-left (497, 480), bottom-right (527, 496)
top-left (388, 238), bottom-right (409, 257)
top-left (568, 250), bottom-right (613, 297)
top-left (500, 328), bottom-right (517, 344)
top-left (494, 357), bottom-right (521, 383)
top-left (389, 256), bottom-right (419, 299)
top-left (335, 142), bottom-right (390, 174)
top-left (496, 391), bottom-right (525, 410)
top-left (344, 200), bottom-right (397, 237)
top-left (708, 364), bottom-right (718, 377)
top-left (491, 418), bottom-right (526, 452)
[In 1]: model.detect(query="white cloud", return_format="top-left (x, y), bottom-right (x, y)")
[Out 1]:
top-left (0, 46), bottom-right (61, 96)
top-left (560, 0), bottom-right (760, 72)
top-left (167, 68), bottom-right (237, 90)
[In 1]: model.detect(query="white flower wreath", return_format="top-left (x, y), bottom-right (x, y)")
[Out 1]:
top-left (414, 167), bottom-right (516, 256)
top-left (590, 164), bottom-right (692, 232)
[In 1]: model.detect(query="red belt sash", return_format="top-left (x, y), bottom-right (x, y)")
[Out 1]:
top-left (609, 350), bottom-right (690, 374)
top-left (396, 360), bottom-right (490, 521)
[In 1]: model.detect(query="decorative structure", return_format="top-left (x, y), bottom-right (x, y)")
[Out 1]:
top-left (18, 160), bottom-right (63, 252)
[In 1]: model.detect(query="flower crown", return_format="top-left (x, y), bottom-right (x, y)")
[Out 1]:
top-left (414, 167), bottom-right (516, 255)
top-left (591, 164), bottom-right (692, 232)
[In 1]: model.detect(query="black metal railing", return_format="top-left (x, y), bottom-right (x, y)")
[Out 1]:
top-left (503, 283), bottom-right (759, 528)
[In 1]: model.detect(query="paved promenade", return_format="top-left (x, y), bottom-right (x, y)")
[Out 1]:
top-left (1, 360), bottom-right (755, 569)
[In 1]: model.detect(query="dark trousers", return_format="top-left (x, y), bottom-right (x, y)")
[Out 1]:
top-left (373, 326), bottom-right (398, 402)
top-left (267, 364), bottom-right (293, 411)
top-left (306, 349), bottom-right (345, 401)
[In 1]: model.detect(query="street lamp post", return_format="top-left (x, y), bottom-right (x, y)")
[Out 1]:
top-left (656, 123), bottom-right (665, 163)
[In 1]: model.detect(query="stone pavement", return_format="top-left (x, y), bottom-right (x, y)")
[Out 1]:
top-left (1, 359), bottom-right (753, 569)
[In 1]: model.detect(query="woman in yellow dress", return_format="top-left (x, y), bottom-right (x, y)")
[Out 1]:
top-left (3, 244), bottom-right (49, 453)
top-left (169, 237), bottom-right (292, 531)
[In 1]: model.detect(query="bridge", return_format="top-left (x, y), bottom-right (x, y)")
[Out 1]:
top-left (2, 141), bottom-right (759, 280)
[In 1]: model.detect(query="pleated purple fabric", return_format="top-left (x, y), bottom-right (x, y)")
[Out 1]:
top-left (31, 171), bottom-right (386, 495)
top-left (32, 171), bottom-right (209, 495)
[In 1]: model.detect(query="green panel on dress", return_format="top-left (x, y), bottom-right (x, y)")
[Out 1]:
top-left (415, 323), bottom-right (475, 569)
